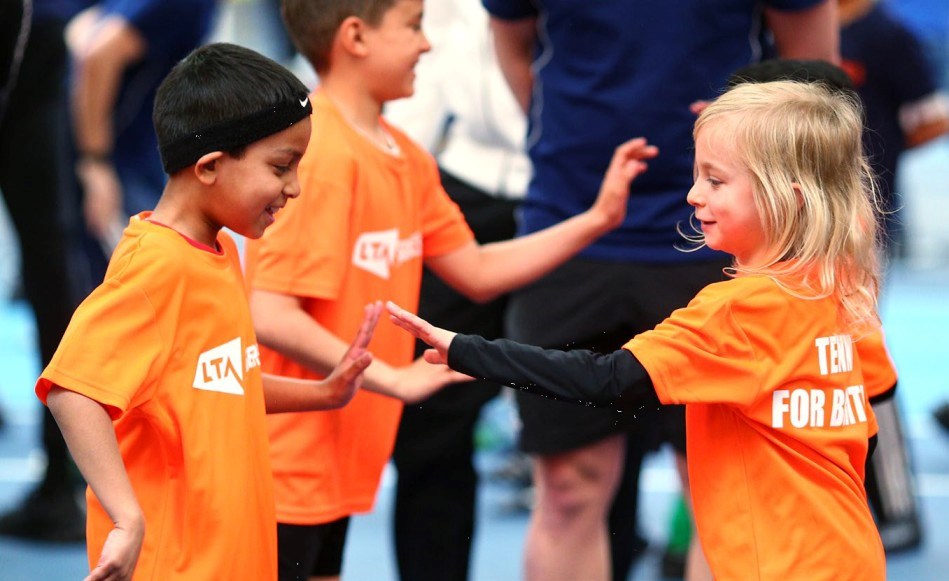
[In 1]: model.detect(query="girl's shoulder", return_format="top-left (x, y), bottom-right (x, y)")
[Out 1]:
top-left (694, 275), bottom-right (786, 306)
top-left (694, 273), bottom-right (837, 333)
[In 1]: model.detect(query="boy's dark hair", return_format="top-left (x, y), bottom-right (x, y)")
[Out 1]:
top-left (282, 0), bottom-right (398, 73)
top-left (153, 42), bottom-right (310, 173)
top-left (726, 59), bottom-right (856, 97)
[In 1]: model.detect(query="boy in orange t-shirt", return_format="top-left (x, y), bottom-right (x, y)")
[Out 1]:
top-left (243, 1), bottom-right (658, 577)
top-left (34, 43), bottom-right (381, 581)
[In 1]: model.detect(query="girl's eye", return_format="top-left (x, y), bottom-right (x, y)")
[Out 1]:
top-left (707, 178), bottom-right (722, 188)
top-left (274, 165), bottom-right (290, 175)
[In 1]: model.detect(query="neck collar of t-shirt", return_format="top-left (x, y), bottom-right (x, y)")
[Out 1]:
top-left (317, 90), bottom-right (403, 158)
top-left (143, 217), bottom-right (223, 255)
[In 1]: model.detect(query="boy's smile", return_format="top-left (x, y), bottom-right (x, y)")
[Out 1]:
top-left (212, 118), bottom-right (312, 240)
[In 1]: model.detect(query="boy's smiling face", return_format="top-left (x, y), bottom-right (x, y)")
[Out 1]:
top-left (209, 118), bottom-right (312, 240)
top-left (361, 0), bottom-right (430, 102)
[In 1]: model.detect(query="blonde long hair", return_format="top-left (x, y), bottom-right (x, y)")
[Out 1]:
top-left (692, 81), bottom-right (882, 331)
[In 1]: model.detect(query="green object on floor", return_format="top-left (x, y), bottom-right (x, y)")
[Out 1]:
top-left (667, 494), bottom-right (693, 553)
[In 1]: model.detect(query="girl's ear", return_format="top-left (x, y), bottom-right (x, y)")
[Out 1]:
top-left (338, 16), bottom-right (369, 58)
top-left (194, 151), bottom-right (224, 185)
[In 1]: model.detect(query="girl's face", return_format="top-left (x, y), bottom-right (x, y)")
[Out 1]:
top-left (687, 121), bottom-right (769, 267)
top-left (362, 0), bottom-right (431, 102)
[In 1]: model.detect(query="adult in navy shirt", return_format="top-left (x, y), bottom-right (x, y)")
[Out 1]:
top-left (483, 1), bottom-right (839, 579)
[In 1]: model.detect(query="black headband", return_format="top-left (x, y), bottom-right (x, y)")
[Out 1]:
top-left (159, 95), bottom-right (313, 174)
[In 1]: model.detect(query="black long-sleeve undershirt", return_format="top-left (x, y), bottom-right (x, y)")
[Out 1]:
top-left (447, 334), bottom-right (657, 410)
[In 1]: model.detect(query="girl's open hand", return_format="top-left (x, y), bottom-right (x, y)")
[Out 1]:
top-left (386, 301), bottom-right (456, 365)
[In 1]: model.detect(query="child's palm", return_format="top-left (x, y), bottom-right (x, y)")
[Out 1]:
top-left (592, 137), bottom-right (659, 230)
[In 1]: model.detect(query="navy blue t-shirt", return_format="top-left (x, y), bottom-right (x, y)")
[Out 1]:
top-left (841, 4), bottom-right (938, 209)
top-left (483, 0), bottom-right (825, 263)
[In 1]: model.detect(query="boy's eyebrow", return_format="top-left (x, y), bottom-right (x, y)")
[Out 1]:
top-left (274, 146), bottom-right (305, 158)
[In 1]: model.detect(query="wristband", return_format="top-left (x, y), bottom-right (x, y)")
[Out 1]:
top-left (79, 151), bottom-right (112, 164)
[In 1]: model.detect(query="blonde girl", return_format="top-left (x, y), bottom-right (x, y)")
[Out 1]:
top-left (387, 81), bottom-right (890, 580)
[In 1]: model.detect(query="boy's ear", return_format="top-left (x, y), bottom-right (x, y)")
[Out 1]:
top-left (337, 15), bottom-right (369, 58)
top-left (194, 151), bottom-right (225, 185)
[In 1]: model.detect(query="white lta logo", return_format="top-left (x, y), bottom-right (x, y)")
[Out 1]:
top-left (194, 337), bottom-right (248, 395)
top-left (352, 229), bottom-right (422, 279)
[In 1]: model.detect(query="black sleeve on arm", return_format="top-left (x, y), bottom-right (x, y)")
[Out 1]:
top-left (447, 334), bottom-right (655, 409)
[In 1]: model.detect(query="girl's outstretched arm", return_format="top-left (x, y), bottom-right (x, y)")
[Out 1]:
top-left (387, 301), bottom-right (656, 409)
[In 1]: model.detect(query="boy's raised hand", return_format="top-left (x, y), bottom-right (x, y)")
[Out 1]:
top-left (589, 137), bottom-right (659, 231)
top-left (386, 301), bottom-right (456, 367)
top-left (321, 301), bottom-right (382, 407)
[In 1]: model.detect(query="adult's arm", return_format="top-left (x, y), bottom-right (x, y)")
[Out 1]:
top-left (67, 8), bottom-right (146, 242)
top-left (765, 0), bottom-right (840, 63)
top-left (489, 15), bottom-right (536, 114)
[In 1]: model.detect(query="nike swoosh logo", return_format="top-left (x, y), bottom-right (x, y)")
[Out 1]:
top-left (299, 97), bottom-right (309, 108)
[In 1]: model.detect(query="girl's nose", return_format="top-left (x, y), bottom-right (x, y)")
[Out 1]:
top-left (686, 183), bottom-right (702, 207)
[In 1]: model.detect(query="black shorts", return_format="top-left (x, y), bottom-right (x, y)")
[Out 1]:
top-left (277, 517), bottom-right (351, 581)
top-left (505, 257), bottom-right (730, 455)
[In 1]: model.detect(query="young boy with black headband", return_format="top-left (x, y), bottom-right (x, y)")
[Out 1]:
top-left (33, 43), bottom-right (382, 581)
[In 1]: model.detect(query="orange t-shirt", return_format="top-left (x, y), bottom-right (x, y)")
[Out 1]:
top-left (625, 275), bottom-right (885, 581)
top-left (36, 215), bottom-right (277, 580)
top-left (858, 328), bottom-right (898, 402)
top-left (243, 90), bottom-right (474, 524)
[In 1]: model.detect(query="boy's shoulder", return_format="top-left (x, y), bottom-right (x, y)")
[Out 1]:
top-left (107, 218), bottom-right (234, 290)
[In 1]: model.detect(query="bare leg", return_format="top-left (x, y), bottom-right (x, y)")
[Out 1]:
top-left (524, 433), bottom-right (625, 581)
top-left (676, 452), bottom-right (713, 581)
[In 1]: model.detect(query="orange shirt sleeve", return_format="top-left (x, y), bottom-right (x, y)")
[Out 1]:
top-left (382, 120), bottom-right (473, 258)
top-left (857, 329), bottom-right (898, 401)
top-left (625, 283), bottom-right (766, 408)
top-left (416, 150), bottom-right (474, 258)
top-left (35, 263), bottom-right (166, 418)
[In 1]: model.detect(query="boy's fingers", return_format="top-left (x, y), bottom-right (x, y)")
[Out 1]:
top-left (339, 353), bottom-right (372, 383)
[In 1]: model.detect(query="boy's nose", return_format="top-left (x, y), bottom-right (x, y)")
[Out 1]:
top-left (284, 178), bottom-right (302, 199)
